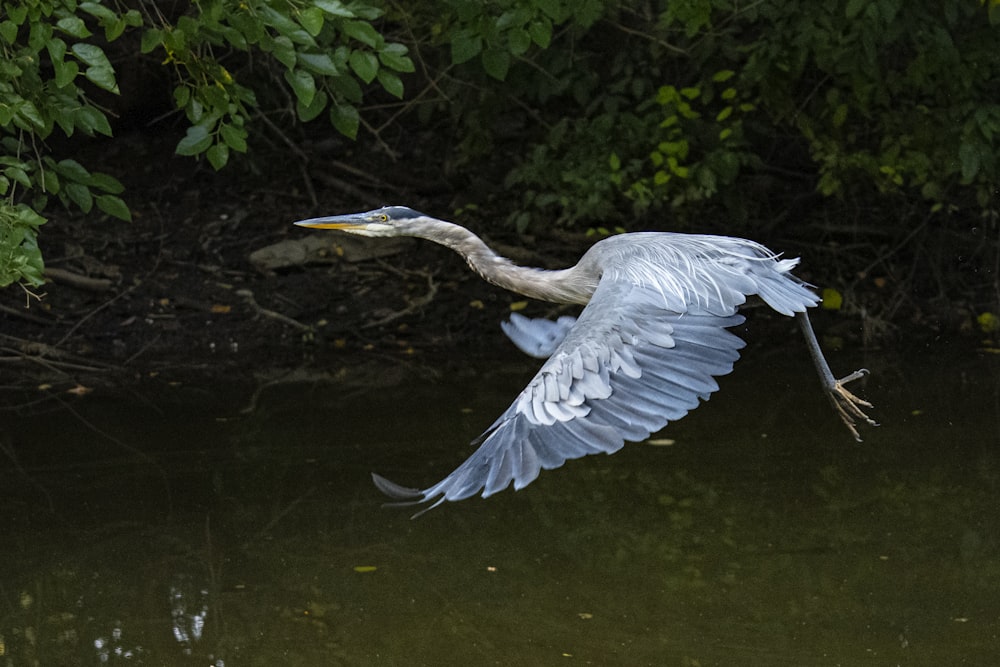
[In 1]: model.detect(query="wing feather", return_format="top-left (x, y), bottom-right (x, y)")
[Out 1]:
top-left (369, 232), bottom-right (828, 513)
top-left (374, 279), bottom-right (750, 511)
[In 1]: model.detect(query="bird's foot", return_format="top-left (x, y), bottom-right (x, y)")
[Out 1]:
top-left (828, 368), bottom-right (878, 441)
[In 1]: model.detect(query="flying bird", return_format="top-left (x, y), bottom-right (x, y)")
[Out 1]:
top-left (294, 206), bottom-right (875, 512)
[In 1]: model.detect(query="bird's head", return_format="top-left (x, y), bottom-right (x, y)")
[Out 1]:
top-left (293, 206), bottom-right (426, 237)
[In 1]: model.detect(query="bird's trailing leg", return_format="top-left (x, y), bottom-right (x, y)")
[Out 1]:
top-left (796, 311), bottom-right (877, 441)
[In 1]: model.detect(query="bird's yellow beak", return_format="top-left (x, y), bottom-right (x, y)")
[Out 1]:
top-left (293, 213), bottom-right (368, 230)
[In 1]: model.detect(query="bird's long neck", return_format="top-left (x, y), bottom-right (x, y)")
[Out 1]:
top-left (410, 219), bottom-right (596, 305)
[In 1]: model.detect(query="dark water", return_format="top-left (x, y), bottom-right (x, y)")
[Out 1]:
top-left (2, 347), bottom-right (998, 666)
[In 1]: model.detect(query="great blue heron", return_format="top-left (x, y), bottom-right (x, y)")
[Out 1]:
top-left (294, 206), bottom-right (875, 512)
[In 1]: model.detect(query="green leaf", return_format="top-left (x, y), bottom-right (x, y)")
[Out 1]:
top-left (220, 25), bottom-right (247, 49)
top-left (330, 104), bottom-right (359, 139)
top-left (270, 36), bottom-right (297, 69)
top-left (378, 43), bottom-right (414, 73)
top-left (496, 9), bottom-right (526, 30)
top-left (535, 0), bottom-right (562, 21)
top-left (95, 194), bottom-right (131, 221)
top-left (80, 2), bottom-right (118, 24)
top-left (527, 20), bottom-right (552, 48)
top-left (89, 172), bottom-right (125, 194)
top-left (185, 98), bottom-right (203, 123)
top-left (56, 16), bottom-right (91, 38)
top-left (65, 182), bottom-right (94, 212)
top-left (284, 68), bottom-right (316, 106)
top-left (3, 166), bottom-right (31, 189)
top-left (56, 159), bottom-right (92, 182)
top-left (42, 169), bottom-right (59, 194)
top-left (314, 0), bottom-right (355, 18)
top-left (176, 124), bottom-right (214, 156)
top-left (508, 27), bottom-right (531, 56)
top-left (15, 205), bottom-right (47, 229)
top-left (376, 70), bottom-right (403, 99)
top-left (206, 143), bottom-right (230, 170)
top-left (0, 20), bottom-right (18, 44)
top-left (85, 65), bottom-right (119, 93)
top-left (7, 5), bottom-right (26, 24)
top-left (845, 0), bottom-right (867, 19)
top-left (694, 165), bottom-right (713, 188)
top-left (481, 49), bottom-right (510, 81)
top-left (349, 50), bottom-right (378, 83)
top-left (54, 60), bottom-right (79, 87)
top-left (200, 82), bottom-right (229, 111)
top-left (330, 73), bottom-right (362, 102)
top-left (958, 142), bottom-right (980, 182)
top-left (832, 104), bottom-right (848, 128)
top-left (47, 37), bottom-right (67, 63)
top-left (220, 124), bottom-right (248, 152)
top-left (15, 100), bottom-right (46, 131)
top-left (123, 9), bottom-right (143, 27)
top-left (105, 17), bottom-right (127, 41)
top-left (297, 89), bottom-right (328, 121)
top-left (140, 28), bottom-right (163, 54)
top-left (174, 85), bottom-right (191, 109)
top-left (259, 5), bottom-right (304, 37)
top-left (299, 7), bottom-right (324, 35)
top-left (341, 20), bottom-right (380, 48)
top-left (297, 52), bottom-right (339, 76)
top-left (75, 106), bottom-right (113, 136)
top-left (71, 43), bottom-right (112, 68)
top-left (450, 30), bottom-right (482, 64)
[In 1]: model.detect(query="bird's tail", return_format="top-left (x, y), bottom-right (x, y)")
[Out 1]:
top-left (754, 258), bottom-right (821, 316)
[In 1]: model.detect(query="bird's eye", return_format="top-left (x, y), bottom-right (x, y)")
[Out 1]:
top-left (379, 214), bottom-right (388, 222)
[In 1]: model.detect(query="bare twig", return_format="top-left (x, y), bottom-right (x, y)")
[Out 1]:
top-left (236, 289), bottom-right (314, 332)
top-left (361, 267), bottom-right (438, 329)
top-left (257, 110), bottom-right (310, 162)
top-left (311, 171), bottom-right (379, 205)
top-left (0, 302), bottom-right (52, 324)
top-left (45, 267), bottom-right (113, 292)
top-left (55, 243), bottom-right (161, 348)
top-left (602, 18), bottom-right (688, 55)
top-left (54, 286), bottom-right (133, 349)
top-left (297, 160), bottom-right (319, 208)
top-left (0, 347), bottom-right (109, 373)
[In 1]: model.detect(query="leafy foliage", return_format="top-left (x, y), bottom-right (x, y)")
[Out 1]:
top-left (0, 0), bottom-right (136, 286)
top-left (725, 0), bottom-right (1000, 211)
top-left (0, 203), bottom-right (45, 287)
top-left (429, 0), bottom-right (999, 231)
top-left (140, 0), bottom-right (415, 166)
top-left (0, 0), bottom-right (414, 287)
top-left (439, 0), bottom-right (604, 80)
top-left (1, 0), bottom-right (997, 324)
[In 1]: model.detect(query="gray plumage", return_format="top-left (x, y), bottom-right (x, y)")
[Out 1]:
top-left (501, 313), bottom-right (577, 358)
top-left (294, 206), bottom-right (875, 513)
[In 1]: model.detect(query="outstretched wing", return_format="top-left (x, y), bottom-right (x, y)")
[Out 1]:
top-left (500, 313), bottom-right (578, 358)
top-left (372, 278), bottom-right (747, 512)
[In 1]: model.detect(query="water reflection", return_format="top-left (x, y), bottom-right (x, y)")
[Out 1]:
top-left (1, 349), bottom-right (998, 665)
top-left (169, 575), bottom-right (210, 658)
